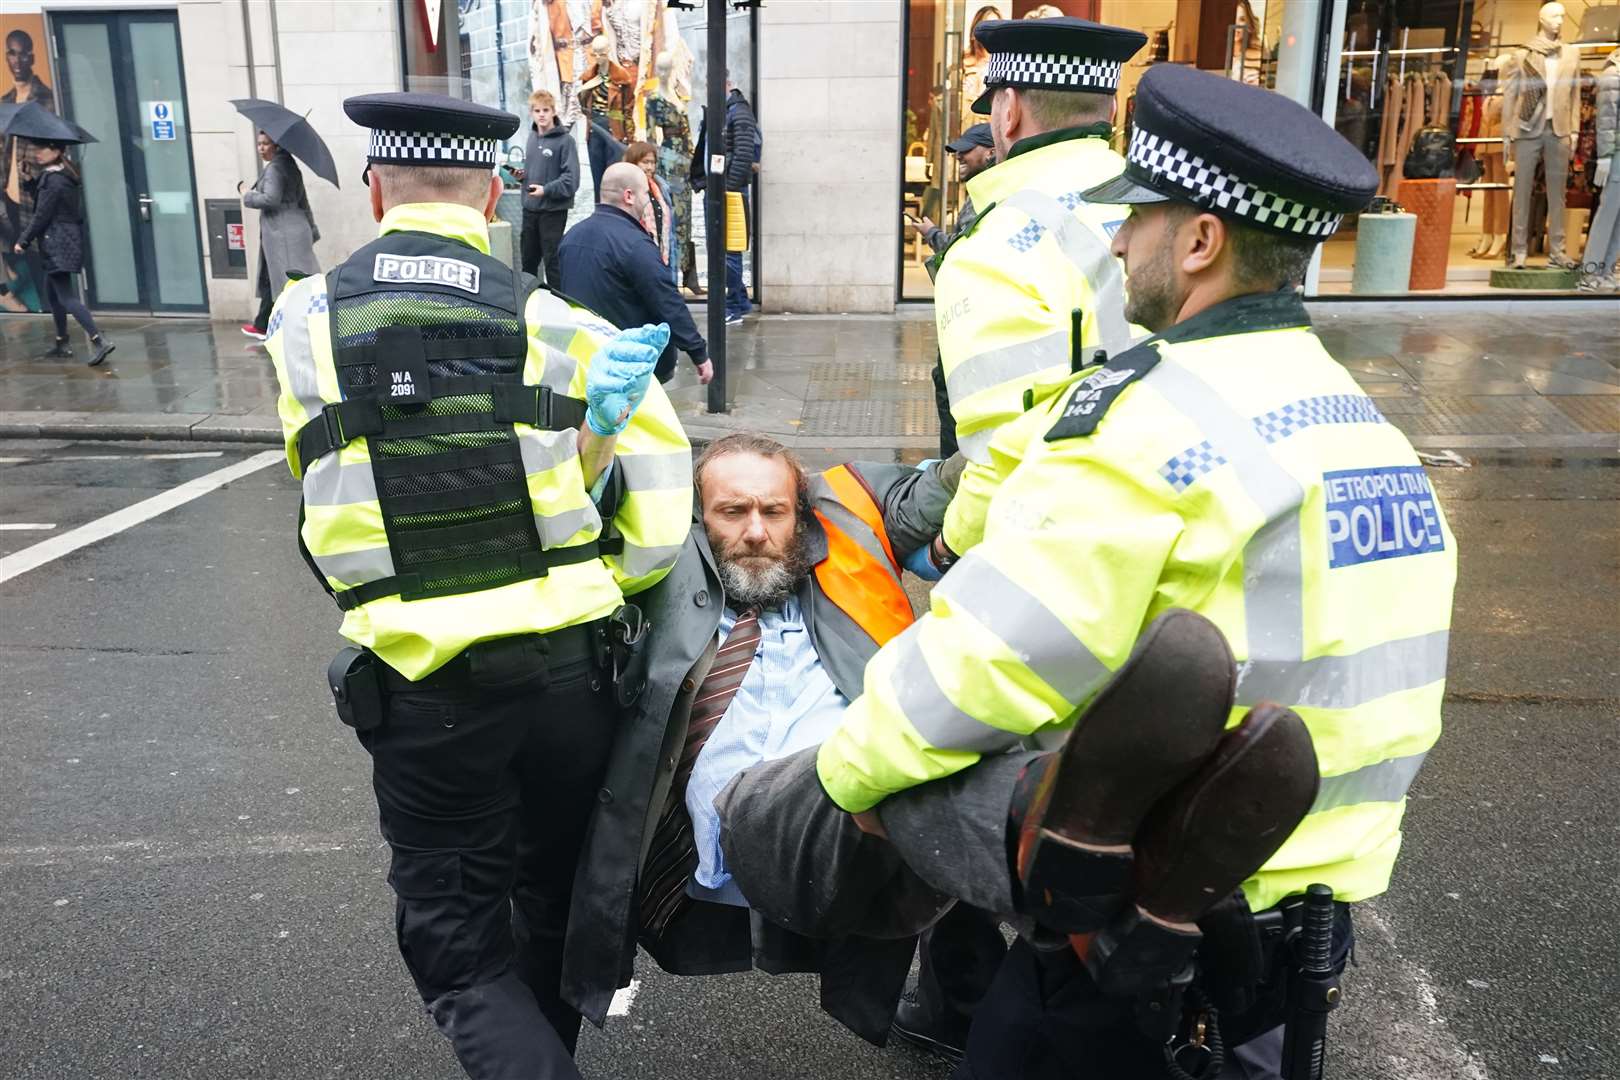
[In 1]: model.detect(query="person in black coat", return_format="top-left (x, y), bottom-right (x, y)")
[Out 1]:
top-left (13, 140), bottom-right (113, 366)
top-left (721, 76), bottom-right (759, 322)
top-left (558, 162), bottom-right (712, 385)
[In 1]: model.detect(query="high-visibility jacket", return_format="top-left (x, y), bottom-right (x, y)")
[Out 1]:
top-left (266, 201), bottom-right (691, 680)
top-left (809, 464), bottom-right (916, 656)
top-left (934, 124), bottom-right (1139, 555)
top-left (819, 290), bottom-right (1456, 911)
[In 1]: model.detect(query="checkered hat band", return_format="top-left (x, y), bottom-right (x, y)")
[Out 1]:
top-left (368, 129), bottom-right (498, 169)
top-left (986, 51), bottom-right (1123, 93)
top-left (1126, 127), bottom-right (1343, 238)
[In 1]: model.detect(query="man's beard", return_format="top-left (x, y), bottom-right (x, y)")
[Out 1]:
top-left (716, 531), bottom-right (812, 611)
top-left (1122, 239), bottom-right (1180, 333)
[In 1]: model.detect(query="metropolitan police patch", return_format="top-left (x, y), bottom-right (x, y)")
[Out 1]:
top-left (373, 253), bottom-right (482, 293)
top-left (1323, 465), bottom-right (1445, 568)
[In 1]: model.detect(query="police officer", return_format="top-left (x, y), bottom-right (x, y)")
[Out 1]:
top-left (926, 15), bottom-right (1146, 562)
top-left (264, 92), bottom-right (692, 1079)
top-left (821, 64), bottom-right (1457, 1078)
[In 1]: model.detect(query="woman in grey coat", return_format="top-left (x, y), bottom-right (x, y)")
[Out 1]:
top-left (239, 131), bottom-right (318, 337)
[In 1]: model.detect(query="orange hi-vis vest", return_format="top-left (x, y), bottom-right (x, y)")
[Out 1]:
top-left (810, 465), bottom-right (915, 647)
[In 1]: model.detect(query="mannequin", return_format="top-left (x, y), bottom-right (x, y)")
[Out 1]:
top-left (644, 50), bottom-right (701, 295)
top-left (1500, 2), bottom-right (1582, 269)
top-left (1580, 49), bottom-right (1620, 290)
top-left (1468, 59), bottom-right (1510, 259)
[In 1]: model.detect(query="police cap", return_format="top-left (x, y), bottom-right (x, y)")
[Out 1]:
top-left (1081, 65), bottom-right (1378, 240)
top-left (344, 91), bottom-right (520, 184)
top-left (971, 17), bottom-right (1147, 114)
top-left (945, 123), bottom-right (994, 154)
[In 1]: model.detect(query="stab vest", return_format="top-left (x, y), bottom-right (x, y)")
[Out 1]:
top-left (294, 231), bottom-right (614, 611)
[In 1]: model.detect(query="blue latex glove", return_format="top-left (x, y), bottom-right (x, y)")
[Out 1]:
top-left (915, 458), bottom-right (940, 472)
top-left (584, 323), bottom-right (671, 436)
top-left (903, 542), bottom-right (943, 582)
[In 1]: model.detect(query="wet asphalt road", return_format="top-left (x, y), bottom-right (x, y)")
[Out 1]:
top-left (0, 440), bottom-right (1615, 1080)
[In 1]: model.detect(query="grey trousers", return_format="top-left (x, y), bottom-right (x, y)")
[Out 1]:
top-left (1511, 130), bottom-right (1571, 260)
top-left (716, 746), bottom-right (1033, 942)
top-left (1582, 159), bottom-right (1620, 277)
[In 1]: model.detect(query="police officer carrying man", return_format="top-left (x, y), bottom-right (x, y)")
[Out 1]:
top-left (822, 64), bottom-right (1457, 1078)
top-left (264, 91), bottom-right (691, 1079)
top-left (924, 15), bottom-right (1146, 565)
top-left (895, 15), bottom-right (1149, 1056)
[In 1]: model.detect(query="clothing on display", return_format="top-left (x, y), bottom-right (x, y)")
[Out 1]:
top-left (1580, 49), bottom-right (1620, 286)
top-left (1376, 70), bottom-right (1452, 196)
top-left (1501, 20), bottom-right (1582, 266)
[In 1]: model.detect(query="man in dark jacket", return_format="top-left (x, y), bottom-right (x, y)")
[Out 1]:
top-left (514, 89), bottom-right (579, 287)
top-left (721, 74), bottom-right (759, 322)
top-left (557, 436), bottom-right (963, 1041)
top-left (559, 162), bottom-right (711, 384)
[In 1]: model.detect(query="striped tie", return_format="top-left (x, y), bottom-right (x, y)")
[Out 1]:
top-left (640, 609), bottom-right (762, 937)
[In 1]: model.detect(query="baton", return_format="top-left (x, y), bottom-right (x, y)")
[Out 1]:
top-left (1280, 884), bottom-right (1339, 1080)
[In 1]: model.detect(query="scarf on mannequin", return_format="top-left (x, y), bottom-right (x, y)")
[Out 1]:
top-left (1517, 33), bottom-right (1561, 123)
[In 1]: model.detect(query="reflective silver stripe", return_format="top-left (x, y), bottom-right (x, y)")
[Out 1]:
top-left (945, 329), bottom-right (1068, 406)
top-left (617, 541), bottom-right (684, 578)
top-left (1001, 189), bottom-right (1131, 356)
top-left (816, 495), bottom-right (896, 572)
top-left (620, 451), bottom-right (692, 491)
top-left (313, 545), bottom-right (395, 586)
top-left (1237, 630), bottom-right (1450, 710)
top-left (302, 457), bottom-right (379, 507)
top-left (1148, 361), bottom-right (1305, 660)
top-left (1311, 752), bottom-right (1428, 813)
top-left (956, 426), bottom-right (996, 465)
top-left (936, 552), bottom-right (1110, 705)
top-left (517, 428), bottom-right (578, 475)
top-left (539, 344), bottom-right (580, 394)
top-left (537, 505), bottom-right (600, 548)
top-left (889, 623), bottom-right (1023, 754)
top-left (279, 279), bottom-right (325, 421)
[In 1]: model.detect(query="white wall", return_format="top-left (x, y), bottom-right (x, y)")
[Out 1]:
top-left (756, 0), bottom-right (904, 313)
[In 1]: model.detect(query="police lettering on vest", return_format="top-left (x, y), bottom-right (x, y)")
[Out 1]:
top-left (373, 253), bottom-right (482, 293)
top-left (1324, 466), bottom-right (1445, 568)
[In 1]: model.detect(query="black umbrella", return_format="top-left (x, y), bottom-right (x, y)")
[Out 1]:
top-left (230, 98), bottom-right (339, 188)
top-left (0, 101), bottom-right (97, 144)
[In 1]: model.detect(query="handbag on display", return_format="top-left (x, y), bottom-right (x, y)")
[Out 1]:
top-left (904, 140), bottom-right (931, 185)
top-left (1404, 127), bottom-right (1456, 179)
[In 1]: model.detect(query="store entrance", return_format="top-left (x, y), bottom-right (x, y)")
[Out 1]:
top-left (51, 10), bottom-right (207, 314)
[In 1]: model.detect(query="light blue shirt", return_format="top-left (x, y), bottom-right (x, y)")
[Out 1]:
top-left (684, 596), bottom-right (851, 905)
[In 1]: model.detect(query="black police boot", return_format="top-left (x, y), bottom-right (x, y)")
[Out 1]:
top-left (44, 336), bottom-right (72, 359)
top-left (1012, 609), bottom-right (1236, 933)
top-left (87, 335), bottom-right (115, 367)
top-left (890, 983), bottom-right (969, 1062)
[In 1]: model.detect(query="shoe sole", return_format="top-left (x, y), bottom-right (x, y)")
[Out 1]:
top-left (1133, 703), bottom-right (1320, 926)
top-left (1018, 609), bottom-right (1236, 933)
top-left (88, 345), bottom-right (114, 367)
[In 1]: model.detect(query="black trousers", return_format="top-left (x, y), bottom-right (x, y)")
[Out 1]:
top-left (931, 353), bottom-right (958, 458)
top-left (45, 271), bottom-right (98, 339)
top-left (252, 247), bottom-right (273, 330)
top-left (521, 208), bottom-right (568, 288)
top-left (357, 630), bottom-right (618, 1080)
top-left (955, 907), bottom-right (1354, 1080)
top-left (915, 902), bottom-right (1006, 1031)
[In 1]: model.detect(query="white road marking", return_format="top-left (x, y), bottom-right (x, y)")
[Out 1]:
top-left (69, 451), bottom-right (228, 461)
top-left (0, 523), bottom-right (56, 531)
top-left (607, 979), bottom-right (641, 1017)
top-left (0, 450), bottom-right (282, 586)
top-left (0, 457), bottom-right (30, 464)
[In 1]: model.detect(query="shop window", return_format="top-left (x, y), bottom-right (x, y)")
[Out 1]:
top-left (1322, 0), bottom-right (1617, 295)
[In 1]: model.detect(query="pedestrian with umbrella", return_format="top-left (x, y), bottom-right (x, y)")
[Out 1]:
top-left (3, 103), bottom-right (111, 365)
top-left (229, 99), bottom-right (337, 340)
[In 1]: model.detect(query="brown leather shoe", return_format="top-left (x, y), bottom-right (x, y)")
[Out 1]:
top-left (1080, 704), bottom-right (1320, 994)
top-left (1015, 609), bottom-right (1236, 933)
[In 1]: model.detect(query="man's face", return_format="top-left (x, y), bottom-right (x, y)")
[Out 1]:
top-left (700, 452), bottom-right (806, 610)
top-left (1112, 204), bottom-right (1184, 333)
top-left (531, 102), bottom-right (556, 130)
top-left (958, 144), bottom-right (994, 180)
top-left (6, 34), bottom-right (33, 81)
top-left (622, 171), bottom-right (650, 219)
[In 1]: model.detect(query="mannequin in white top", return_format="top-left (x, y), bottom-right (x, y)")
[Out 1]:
top-left (1501, 2), bottom-right (1582, 269)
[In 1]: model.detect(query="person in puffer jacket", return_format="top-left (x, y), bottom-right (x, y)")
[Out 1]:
top-left (1580, 50), bottom-right (1619, 291)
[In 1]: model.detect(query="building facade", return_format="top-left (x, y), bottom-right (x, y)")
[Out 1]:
top-left (0, 0), bottom-right (1612, 323)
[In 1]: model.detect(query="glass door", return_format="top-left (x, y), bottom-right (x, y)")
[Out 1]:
top-left (52, 10), bottom-right (207, 313)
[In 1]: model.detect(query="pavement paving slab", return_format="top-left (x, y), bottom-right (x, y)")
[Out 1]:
top-left (2, 302), bottom-right (1616, 451)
